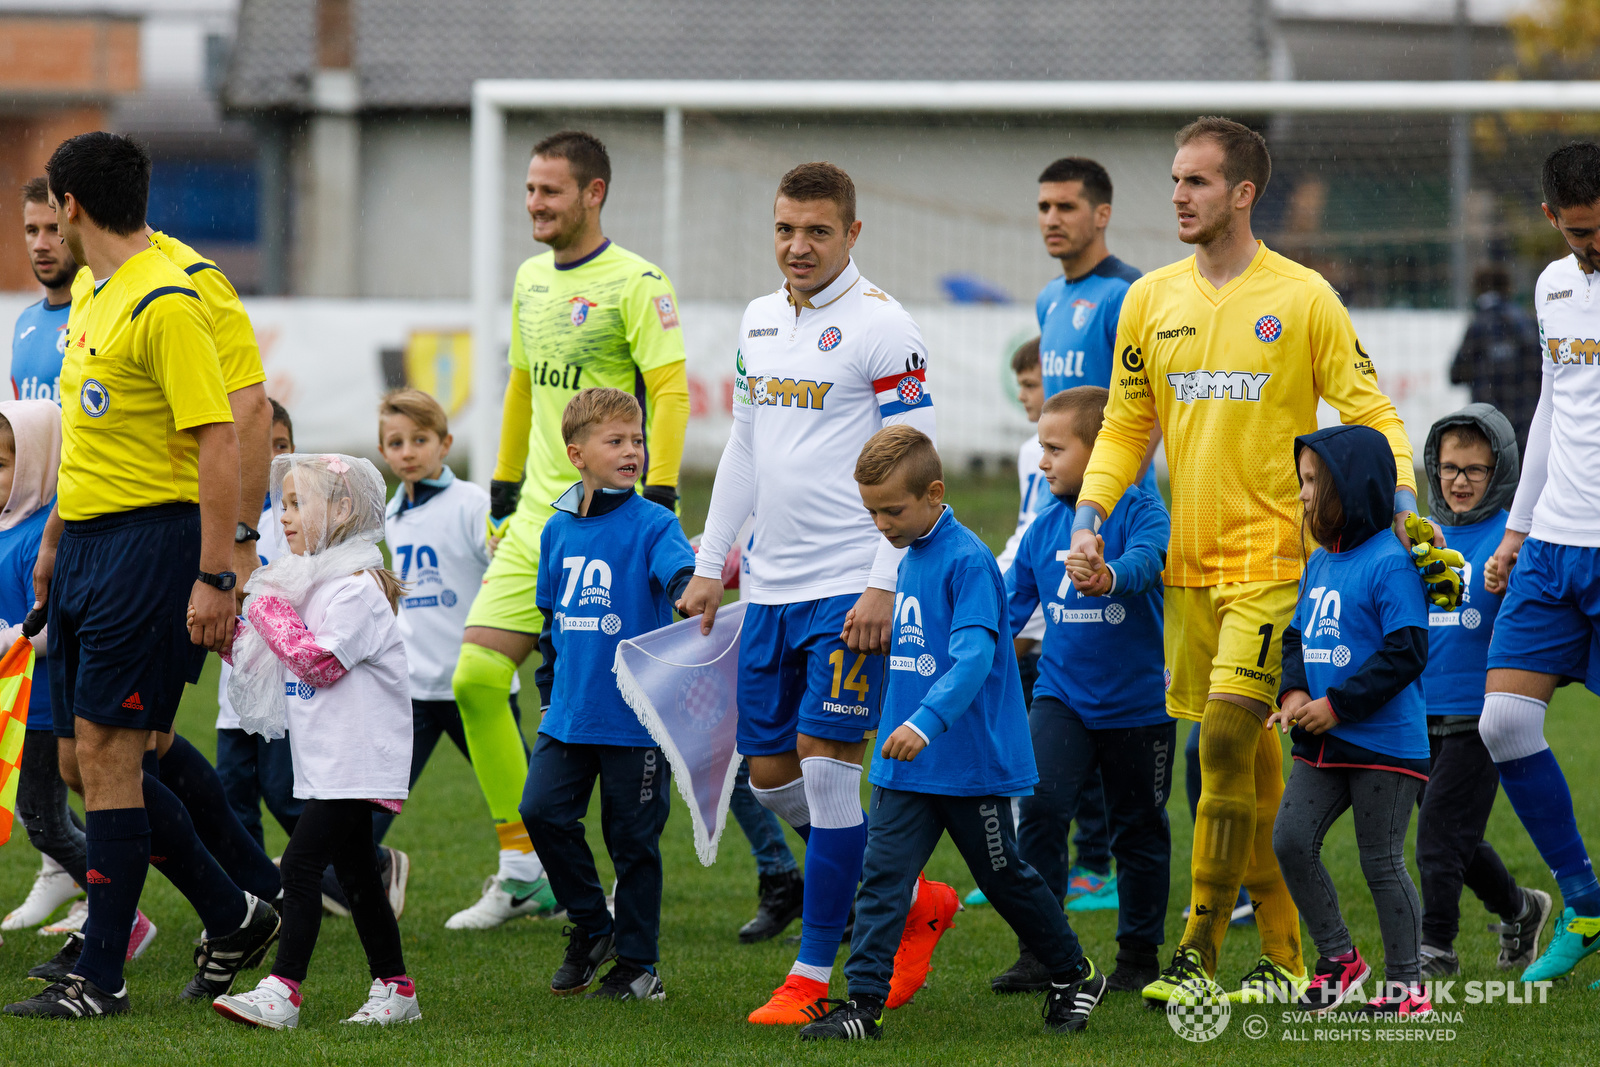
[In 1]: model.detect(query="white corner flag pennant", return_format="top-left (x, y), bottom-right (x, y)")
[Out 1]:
top-left (614, 602), bottom-right (747, 866)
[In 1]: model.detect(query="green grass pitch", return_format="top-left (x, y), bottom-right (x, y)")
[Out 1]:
top-left (1, 473), bottom-right (1596, 1064)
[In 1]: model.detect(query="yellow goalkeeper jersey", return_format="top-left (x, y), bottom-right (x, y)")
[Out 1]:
top-left (1078, 241), bottom-right (1414, 588)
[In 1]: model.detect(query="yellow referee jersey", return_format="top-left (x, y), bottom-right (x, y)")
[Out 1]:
top-left (58, 247), bottom-right (233, 521)
top-left (147, 231), bottom-right (266, 395)
top-left (1079, 241), bottom-right (1414, 587)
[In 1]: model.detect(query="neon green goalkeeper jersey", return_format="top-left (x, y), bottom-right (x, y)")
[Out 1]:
top-left (508, 240), bottom-right (686, 513)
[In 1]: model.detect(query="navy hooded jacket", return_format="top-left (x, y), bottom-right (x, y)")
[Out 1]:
top-left (1281, 425), bottom-right (1430, 775)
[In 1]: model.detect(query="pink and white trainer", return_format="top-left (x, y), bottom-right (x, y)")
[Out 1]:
top-left (344, 977), bottom-right (421, 1026)
top-left (1355, 982), bottom-right (1434, 1018)
top-left (1296, 949), bottom-right (1371, 1014)
top-left (126, 910), bottom-right (157, 961)
top-left (213, 975), bottom-right (301, 1030)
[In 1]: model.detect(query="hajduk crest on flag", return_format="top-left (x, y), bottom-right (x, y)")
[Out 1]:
top-left (614, 602), bottom-right (746, 866)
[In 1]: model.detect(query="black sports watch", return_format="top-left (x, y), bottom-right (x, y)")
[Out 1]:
top-left (198, 570), bottom-right (238, 592)
top-left (235, 522), bottom-right (261, 544)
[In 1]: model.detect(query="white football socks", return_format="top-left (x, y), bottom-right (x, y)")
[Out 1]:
top-left (1479, 692), bottom-right (1549, 762)
top-left (751, 777), bottom-right (811, 832)
top-left (497, 848), bottom-right (545, 884)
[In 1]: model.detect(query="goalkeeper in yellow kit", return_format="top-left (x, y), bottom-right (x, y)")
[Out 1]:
top-left (446, 130), bottom-right (690, 929)
top-left (1067, 117), bottom-right (1419, 1003)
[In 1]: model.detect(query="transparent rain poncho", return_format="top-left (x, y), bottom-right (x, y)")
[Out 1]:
top-left (227, 453), bottom-right (389, 738)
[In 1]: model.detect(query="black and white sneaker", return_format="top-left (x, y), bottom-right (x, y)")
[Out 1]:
top-left (991, 947), bottom-right (1051, 993)
top-left (5, 973), bottom-right (130, 1018)
top-left (1043, 958), bottom-right (1107, 1034)
top-left (28, 932), bottom-right (85, 983)
top-left (1492, 887), bottom-right (1552, 971)
top-left (585, 960), bottom-right (666, 1001)
top-left (180, 893), bottom-right (281, 1001)
top-left (550, 925), bottom-right (617, 995)
top-left (798, 996), bottom-right (884, 1041)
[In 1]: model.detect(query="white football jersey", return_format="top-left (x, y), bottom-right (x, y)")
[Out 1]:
top-left (217, 506), bottom-right (288, 730)
top-left (385, 476), bottom-right (519, 700)
top-left (997, 435), bottom-right (1048, 641)
top-left (695, 259), bottom-right (937, 604)
top-left (1512, 256), bottom-right (1600, 546)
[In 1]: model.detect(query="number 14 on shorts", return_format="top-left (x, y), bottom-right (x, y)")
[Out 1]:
top-left (828, 650), bottom-right (871, 701)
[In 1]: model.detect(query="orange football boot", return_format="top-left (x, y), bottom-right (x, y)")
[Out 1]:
top-left (886, 874), bottom-right (960, 1008)
top-left (748, 974), bottom-right (831, 1024)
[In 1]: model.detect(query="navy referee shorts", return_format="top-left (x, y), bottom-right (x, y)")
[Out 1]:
top-left (49, 502), bottom-right (209, 738)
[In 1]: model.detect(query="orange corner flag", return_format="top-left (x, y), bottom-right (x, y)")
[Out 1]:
top-left (0, 636), bottom-right (37, 846)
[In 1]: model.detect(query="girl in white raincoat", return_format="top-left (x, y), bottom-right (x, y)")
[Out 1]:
top-left (212, 453), bottom-right (418, 1030)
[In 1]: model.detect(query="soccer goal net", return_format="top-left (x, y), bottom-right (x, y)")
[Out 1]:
top-left (467, 81), bottom-right (1600, 479)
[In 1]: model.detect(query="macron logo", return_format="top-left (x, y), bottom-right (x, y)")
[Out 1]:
top-left (1167, 369), bottom-right (1270, 404)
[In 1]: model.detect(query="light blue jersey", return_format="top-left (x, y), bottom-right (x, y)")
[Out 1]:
top-left (1036, 254), bottom-right (1160, 500)
top-left (1036, 255), bottom-right (1140, 397)
top-left (9, 297), bottom-right (69, 404)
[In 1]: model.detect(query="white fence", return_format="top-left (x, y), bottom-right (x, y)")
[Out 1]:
top-left (0, 296), bottom-right (1470, 477)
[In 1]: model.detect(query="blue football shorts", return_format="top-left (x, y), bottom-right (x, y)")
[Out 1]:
top-left (736, 594), bottom-right (886, 755)
top-left (1486, 537), bottom-right (1600, 695)
top-left (49, 503), bottom-right (209, 738)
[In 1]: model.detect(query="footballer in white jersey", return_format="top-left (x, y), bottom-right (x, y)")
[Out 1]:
top-left (679, 166), bottom-right (946, 1024)
top-left (1479, 142), bottom-right (1600, 985)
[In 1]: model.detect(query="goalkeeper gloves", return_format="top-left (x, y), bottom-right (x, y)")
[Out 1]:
top-left (488, 478), bottom-right (522, 542)
top-left (641, 484), bottom-right (679, 513)
top-left (1404, 514), bottom-right (1467, 610)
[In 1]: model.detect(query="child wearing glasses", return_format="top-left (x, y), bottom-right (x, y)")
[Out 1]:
top-left (1412, 404), bottom-right (1550, 980)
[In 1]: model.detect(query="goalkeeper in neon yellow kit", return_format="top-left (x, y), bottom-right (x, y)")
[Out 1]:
top-left (447, 130), bottom-right (690, 930)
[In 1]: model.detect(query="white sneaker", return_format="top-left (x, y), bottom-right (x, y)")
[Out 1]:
top-left (444, 875), bottom-right (558, 930)
top-left (4, 862), bottom-right (83, 931)
top-left (344, 977), bottom-right (421, 1025)
top-left (213, 975), bottom-right (300, 1030)
top-left (39, 899), bottom-right (88, 936)
top-left (383, 847), bottom-right (410, 919)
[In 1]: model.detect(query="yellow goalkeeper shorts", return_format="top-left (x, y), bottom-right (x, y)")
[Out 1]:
top-left (1163, 580), bottom-right (1300, 722)
top-left (463, 506), bottom-right (552, 635)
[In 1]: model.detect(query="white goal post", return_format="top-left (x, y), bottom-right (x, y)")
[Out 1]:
top-left (468, 78), bottom-right (1600, 486)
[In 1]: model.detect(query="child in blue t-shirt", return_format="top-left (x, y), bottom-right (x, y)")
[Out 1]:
top-left (1002, 386), bottom-right (1175, 995)
top-left (0, 401), bottom-right (85, 934)
top-left (521, 388), bottom-right (695, 1003)
top-left (800, 425), bottom-right (1105, 1042)
top-left (1414, 405), bottom-right (1548, 977)
top-left (1268, 425), bottom-right (1431, 1017)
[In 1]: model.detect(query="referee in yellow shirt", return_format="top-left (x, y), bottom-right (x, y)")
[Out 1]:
top-left (5, 133), bottom-right (279, 1020)
top-left (1066, 118), bottom-right (1418, 1006)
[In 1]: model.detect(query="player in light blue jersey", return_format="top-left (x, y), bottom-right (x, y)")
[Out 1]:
top-left (10, 178), bottom-right (74, 404)
top-left (1034, 157), bottom-right (1160, 502)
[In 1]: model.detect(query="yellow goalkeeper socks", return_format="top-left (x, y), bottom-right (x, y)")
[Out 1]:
top-left (496, 819), bottom-right (534, 854)
top-left (1243, 724), bottom-right (1303, 975)
top-left (451, 642), bottom-right (530, 823)
top-left (1182, 699), bottom-right (1264, 974)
